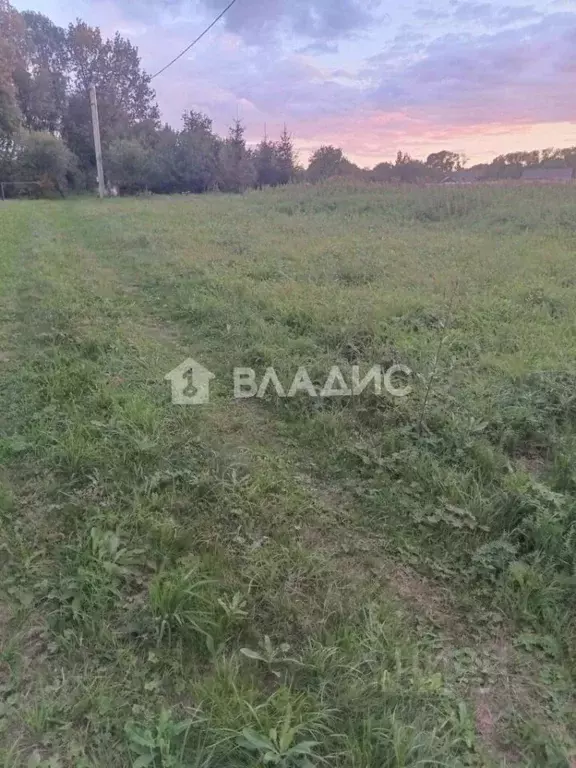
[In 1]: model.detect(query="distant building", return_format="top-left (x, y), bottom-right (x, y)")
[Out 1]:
top-left (441, 169), bottom-right (484, 183)
top-left (521, 167), bottom-right (574, 182)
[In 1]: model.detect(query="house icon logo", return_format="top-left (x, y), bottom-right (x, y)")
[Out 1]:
top-left (165, 358), bottom-right (215, 405)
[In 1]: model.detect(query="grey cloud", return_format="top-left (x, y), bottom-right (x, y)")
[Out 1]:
top-left (296, 41), bottom-right (340, 54)
top-left (497, 5), bottom-right (542, 23)
top-left (200, 0), bottom-right (381, 42)
top-left (453, 2), bottom-right (493, 21)
top-left (137, 25), bottom-right (364, 132)
top-left (413, 7), bottom-right (451, 21)
top-left (196, 50), bottom-right (363, 118)
top-left (444, 1), bottom-right (542, 26)
top-left (367, 26), bottom-right (429, 69)
top-left (103, 0), bottom-right (383, 44)
top-left (332, 68), bottom-right (362, 79)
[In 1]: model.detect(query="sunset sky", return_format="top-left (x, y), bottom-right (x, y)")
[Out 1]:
top-left (11, 0), bottom-right (576, 166)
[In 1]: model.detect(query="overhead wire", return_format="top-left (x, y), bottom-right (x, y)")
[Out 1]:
top-left (150, 0), bottom-right (240, 80)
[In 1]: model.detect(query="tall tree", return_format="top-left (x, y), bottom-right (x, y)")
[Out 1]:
top-left (0, 0), bottom-right (23, 137)
top-left (394, 150), bottom-right (432, 182)
top-left (307, 145), bottom-right (345, 182)
top-left (147, 124), bottom-right (179, 193)
top-left (13, 66), bottom-right (63, 132)
top-left (13, 11), bottom-right (68, 133)
top-left (21, 10), bottom-right (68, 70)
top-left (173, 109), bottom-right (220, 192)
top-left (62, 21), bottom-right (159, 178)
top-left (275, 125), bottom-right (296, 185)
top-left (182, 110), bottom-right (213, 135)
top-left (557, 146), bottom-right (576, 170)
top-left (395, 150), bottom-right (412, 166)
top-left (219, 119), bottom-right (255, 192)
top-left (426, 150), bottom-right (463, 173)
top-left (539, 148), bottom-right (566, 169)
top-left (255, 134), bottom-right (277, 188)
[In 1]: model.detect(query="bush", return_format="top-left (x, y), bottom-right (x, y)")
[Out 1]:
top-left (105, 138), bottom-right (153, 195)
top-left (15, 130), bottom-right (79, 195)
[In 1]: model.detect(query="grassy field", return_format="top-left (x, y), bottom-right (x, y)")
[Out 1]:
top-left (1, 182), bottom-right (576, 766)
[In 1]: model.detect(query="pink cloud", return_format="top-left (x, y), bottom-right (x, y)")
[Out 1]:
top-left (292, 113), bottom-right (576, 165)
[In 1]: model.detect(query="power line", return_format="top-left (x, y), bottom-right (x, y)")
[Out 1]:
top-left (150, 0), bottom-right (240, 80)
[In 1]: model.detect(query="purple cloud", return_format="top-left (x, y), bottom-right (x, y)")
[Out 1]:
top-left (370, 12), bottom-right (576, 126)
top-left (421, 1), bottom-right (543, 26)
top-left (414, 8), bottom-right (451, 21)
top-left (297, 41), bottom-right (340, 54)
top-left (453, 2), bottom-right (494, 22)
top-left (498, 5), bottom-right (541, 23)
top-left (102, 0), bottom-right (384, 45)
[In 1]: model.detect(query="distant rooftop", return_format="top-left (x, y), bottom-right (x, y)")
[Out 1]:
top-left (521, 167), bottom-right (574, 182)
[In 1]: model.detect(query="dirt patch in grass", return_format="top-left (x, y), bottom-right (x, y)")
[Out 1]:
top-left (514, 444), bottom-right (550, 476)
top-left (294, 470), bottom-right (573, 764)
top-left (386, 564), bottom-right (459, 631)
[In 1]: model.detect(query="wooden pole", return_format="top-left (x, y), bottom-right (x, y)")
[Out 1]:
top-left (89, 83), bottom-right (106, 199)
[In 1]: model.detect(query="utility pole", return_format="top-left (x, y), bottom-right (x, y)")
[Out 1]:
top-left (89, 83), bottom-right (106, 199)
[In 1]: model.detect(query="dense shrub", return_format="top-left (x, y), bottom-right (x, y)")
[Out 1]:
top-left (14, 130), bottom-right (79, 195)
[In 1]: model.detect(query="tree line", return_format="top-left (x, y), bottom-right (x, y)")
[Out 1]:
top-left (0, 2), bottom-right (302, 195)
top-left (308, 147), bottom-right (576, 184)
top-left (2, 1), bottom-right (576, 197)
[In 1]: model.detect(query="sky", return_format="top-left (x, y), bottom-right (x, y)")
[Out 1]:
top-left (11, 0), bottom-right (576, 166)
